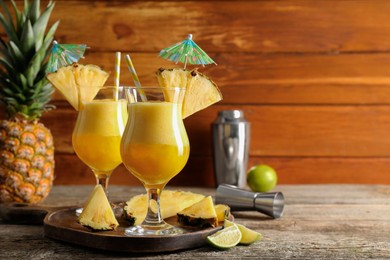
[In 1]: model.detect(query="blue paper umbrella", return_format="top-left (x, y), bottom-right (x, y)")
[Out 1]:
top-left (46, 41), bottom-right (87, 73)
top-left (159, 34), bottom-right (216, 69)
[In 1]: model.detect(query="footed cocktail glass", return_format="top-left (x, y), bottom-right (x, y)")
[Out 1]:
top-left (121, 87), bottom-right (189, 236)
top-left (72, 86), bottom-right (128, 201)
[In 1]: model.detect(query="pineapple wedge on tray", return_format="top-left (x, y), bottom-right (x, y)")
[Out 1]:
top-left (215, 204), bottom-right (231, 222)
top-left (78, 184), bottom-right (119, 230)
top-left (124, 190), bottom-right (205, 226)
top-left (156, 68), bottom-right (222, 118)
top-left (123, 190), bottom-right (231, 227)
top-left (177, 196), bottom-right (218, 228)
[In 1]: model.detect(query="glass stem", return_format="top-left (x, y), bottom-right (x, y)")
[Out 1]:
top-left (93, 170), bottom-right (111, 195)
top-left (143, 187), bottom-right (164, 226)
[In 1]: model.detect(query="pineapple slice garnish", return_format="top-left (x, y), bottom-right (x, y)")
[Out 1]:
top-left (156, 68), bottom-right (222, 118)
top-left (78, 184), bottom-right (119, 231)
top-left (177, 196), bottom-right (219, 228)
top-left (46, 63), bottom-right (109, 111)
top-left (124, 190), bottom-right (205, 226)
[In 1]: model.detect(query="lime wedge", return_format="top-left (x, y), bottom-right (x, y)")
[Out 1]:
top-left (206, 223), bottom-right (242, 249)
top-left (236, 224), bottom-right (262, 245)
top-left (224, 219), bottom-right (235, 227)
top-left (225, 220), bottom-right (262, 245)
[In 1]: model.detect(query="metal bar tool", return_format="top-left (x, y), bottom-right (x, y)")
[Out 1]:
top-left (215, 184), bottom-right (285, 218)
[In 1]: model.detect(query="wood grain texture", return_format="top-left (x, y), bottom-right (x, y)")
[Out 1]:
top-left (11, 0), bottom-right (390, 53)
top-left (6, 0), bottom-right (390, 53)
top-left (2, 1), bottom-right (390, 184)
top-left (1, 185), bottom-right (389, 258)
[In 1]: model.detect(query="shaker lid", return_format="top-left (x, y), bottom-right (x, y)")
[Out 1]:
top-left (217, 110), bottom-right (246, 122)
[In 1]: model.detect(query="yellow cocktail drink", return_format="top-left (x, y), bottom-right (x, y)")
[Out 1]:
top-left (73, 99), bottom-right (128, 174)
top-left (121, 101), bottom-right (189, 188)
top-left (121, 87), bottom-right (189, 235)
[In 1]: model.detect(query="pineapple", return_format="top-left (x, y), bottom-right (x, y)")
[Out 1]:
top-left (0, 1), bottom-right (59, 203)
top-left (124, 190), bottom-right (205, 226)
top-left (46, 63), bottom-right (109, 111)
top-left (156, 68), bottom-right (222, 118)
top-left (215, 204), bottom-right (231, 222)
top-left (177, 196), bottom-right (219, 228)
top-left (78, 184), bottom-right (119, 231)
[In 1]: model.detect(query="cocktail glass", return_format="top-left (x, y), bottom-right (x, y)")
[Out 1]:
top-left (72, 86), bottom-right (128, 205)
top-left (120, 87), bottom-right (189, 236)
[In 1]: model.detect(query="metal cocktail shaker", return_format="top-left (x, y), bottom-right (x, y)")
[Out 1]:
top-left (212, 110), bottom-right (250, 188)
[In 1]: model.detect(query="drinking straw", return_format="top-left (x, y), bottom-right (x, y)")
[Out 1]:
top-left (114, 51), bottom-right (121, 100)
top-left (125, 54), bottom-right (147, 101)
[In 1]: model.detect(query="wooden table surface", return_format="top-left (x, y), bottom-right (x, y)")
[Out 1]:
top-left (0, 184), bottom-right (389, 259)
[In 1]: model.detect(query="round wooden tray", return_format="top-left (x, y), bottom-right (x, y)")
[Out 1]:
top-left (43, 207), bottom-right (223, 253)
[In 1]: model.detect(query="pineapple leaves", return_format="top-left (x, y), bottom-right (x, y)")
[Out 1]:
top-left (41, 20), bottom-right (59, 62)
top-left (43, 21), bottom-right (60, 49)
top-left (0, 38), bottom-right (13, 65)
top-left (26, 58), bottom-right (40, 87)
top-left (19, 73), bottom-right (28, 91)
top-left (0, 0), bottom-right (19, 45)
top-left (0, 1), bottom-right (14, 28)
top-left (0, 56), bottom-right (15, 77)
top-left (9, 41), bottom-right (26, 69)
top-left (26, 3), bottom-right (58, 87)
top-left (1, 83), bottom-right (18, 97)
top-left (3, 97), bottom-right (18, 115)
top-left (29, 0), bottom-right (40, 24)
top-left (32, 1), bottom-right (55, 51)
top-left (1, 76), bottom-right (23, 96)
top-left (0, 0), bottom-right (59, 120)
top-left (20, 19), bottom-right (35, 55)
top-left (26, 43), bottom-right (47, 87)
top-left (0, 12), bottom-right (19, 47)
top-left (34, 82), bottom-right (54, 102)
top-left (10, 1), bottom-right (22, 33)
top-left (23, 0), bottom-right (30, 17)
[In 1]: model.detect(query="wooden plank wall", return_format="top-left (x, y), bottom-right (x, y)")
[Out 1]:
top-left (3, 0), bottom-right (390, 186)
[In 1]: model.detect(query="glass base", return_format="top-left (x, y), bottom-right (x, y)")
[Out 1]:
top-left (124, 222), bottom-right (184, 236)
top-left (75, 207), bottom-right (83, 216)
top-left (111, 202), bottom-right (124, 218)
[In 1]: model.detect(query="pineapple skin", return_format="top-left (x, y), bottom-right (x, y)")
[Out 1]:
top-left (177, 214), bottom-right (218, 228)
top-left (0, 119), bottom-right (55, 203)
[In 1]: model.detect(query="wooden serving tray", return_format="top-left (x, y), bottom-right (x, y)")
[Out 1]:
top-left (44, 207), bottom-right (224, 253)
top-left (0, 202), bottom-right (68, 225)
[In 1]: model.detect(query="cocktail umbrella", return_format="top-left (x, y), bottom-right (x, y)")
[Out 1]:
top-left (46, 40), bottom-right (87, 73)
top-left (159, 34), bottom-right (216, 69)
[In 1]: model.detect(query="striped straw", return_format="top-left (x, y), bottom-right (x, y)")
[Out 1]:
top-left (114, 52), bottom-right (121, 100)
top-left (125, 54), bottom-right (147, 101)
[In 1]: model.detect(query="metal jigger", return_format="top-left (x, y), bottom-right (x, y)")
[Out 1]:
top-left (215, 184), bottom-right (285, 218)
